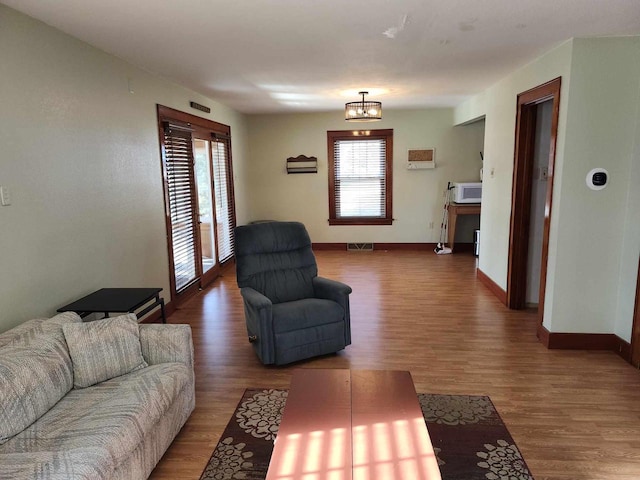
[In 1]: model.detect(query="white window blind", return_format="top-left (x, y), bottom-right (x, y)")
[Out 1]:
top-left (212, 137), bottom-right (235, 263)
top-left (333, 138), bottom-right (386, 218)
top-left (163, 124), bottom-right (198, 292)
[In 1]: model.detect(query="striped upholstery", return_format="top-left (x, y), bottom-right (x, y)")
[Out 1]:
top-left (0, 330), bottom-right (74, 445)
top-left (62, 314), bottom-right (148, 388)
top-left (0, 363), bottom-right (191, 479)
top-left (0, 315), bottom-right (195, 479)
top-left (0, 312), bottom-right (80, 348)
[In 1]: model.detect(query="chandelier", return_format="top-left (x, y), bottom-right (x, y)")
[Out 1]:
top-left (345, 91), bottom-right (382, 122)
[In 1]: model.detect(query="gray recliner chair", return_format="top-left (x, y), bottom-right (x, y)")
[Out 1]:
top-left (234, 221), bottom-right (352, 365)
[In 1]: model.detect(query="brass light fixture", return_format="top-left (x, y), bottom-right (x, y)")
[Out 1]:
top-left (345, 91), bottom-right (382, 122)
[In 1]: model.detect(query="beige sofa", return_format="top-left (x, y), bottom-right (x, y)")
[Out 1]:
top-left (0, 312), bottom-right (195, 479)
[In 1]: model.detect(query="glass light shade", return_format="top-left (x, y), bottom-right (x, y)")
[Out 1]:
top-left (345, 92), bottom-right (382, 122)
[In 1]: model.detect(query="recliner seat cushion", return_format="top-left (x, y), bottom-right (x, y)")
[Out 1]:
top-left (272, 298), bottom-right (344, 333)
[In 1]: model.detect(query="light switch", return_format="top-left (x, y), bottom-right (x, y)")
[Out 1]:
top-left (1, 186), bottom-right (11, 206)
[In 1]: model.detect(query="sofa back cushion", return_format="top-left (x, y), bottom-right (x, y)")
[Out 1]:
top-left (62, 314), bottom-right (148, 389)
top-left (0, 329), bottom-right (74, 445)
top-left (0, 312), bottom-right (81, 348)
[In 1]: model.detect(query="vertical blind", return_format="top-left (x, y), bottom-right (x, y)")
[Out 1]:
top-left (333, 138), bottom-right (386, 218)
top-left (212, 137), bottom-right (235, 263)
top-left (163, 124), bottom-right (198, 292)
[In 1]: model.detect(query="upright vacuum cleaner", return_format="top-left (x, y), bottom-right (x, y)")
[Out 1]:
top-left (434, 182), bottom-right (453, 255)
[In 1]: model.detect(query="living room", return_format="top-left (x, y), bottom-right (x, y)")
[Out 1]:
top-left (1, 1), bottom-right (640, 479)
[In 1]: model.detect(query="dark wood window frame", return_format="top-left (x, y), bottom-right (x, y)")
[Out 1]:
top-left (327, 129), bottom-right (393, 226)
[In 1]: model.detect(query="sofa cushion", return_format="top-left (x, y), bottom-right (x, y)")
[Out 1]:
top-left (0, 330), bottom-right (74, 445)
top-left (272, 298), bottom-right (344, 333)
top-left (0, 362), bottom-right (191, 479)
top-left (63, 314), bottom-right (148, 389)
top-left (0, 311), bottom-right (81, 348)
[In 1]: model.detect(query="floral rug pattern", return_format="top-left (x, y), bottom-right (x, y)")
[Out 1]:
top-left (200, 389), bottom-right (534, 480)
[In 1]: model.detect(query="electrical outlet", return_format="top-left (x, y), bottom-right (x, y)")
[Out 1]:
top-left (429, 221), bottom-right (434, 229)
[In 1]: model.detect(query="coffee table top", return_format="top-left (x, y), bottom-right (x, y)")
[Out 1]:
top-left (57, 288), bottom-right (162, 314)
top-left (267, 369), bottom-right (441, 480)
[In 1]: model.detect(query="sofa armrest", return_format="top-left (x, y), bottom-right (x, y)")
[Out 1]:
top-left (138, 324), bottom-right (194, 370)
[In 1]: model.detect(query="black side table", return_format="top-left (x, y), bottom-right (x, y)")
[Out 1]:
top-left (58, 288), bottom-right (166, 323)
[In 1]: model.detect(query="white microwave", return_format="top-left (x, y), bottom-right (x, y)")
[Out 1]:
top-left (452, 182), bottom-right (482, 203)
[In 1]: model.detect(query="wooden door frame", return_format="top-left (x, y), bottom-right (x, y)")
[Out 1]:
top-left (157, 105), bottom-right (231, 306)
top-left (631, 259), bottom-right (640, 368)
top-left (506, 78), bottom-right (561, 324)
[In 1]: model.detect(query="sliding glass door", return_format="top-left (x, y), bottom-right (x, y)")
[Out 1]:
top-left (158, 105), bottom-right (236, 304)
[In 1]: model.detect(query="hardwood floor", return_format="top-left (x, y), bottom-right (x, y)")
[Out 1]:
top-left (150, 250), bottom-right (640, 480)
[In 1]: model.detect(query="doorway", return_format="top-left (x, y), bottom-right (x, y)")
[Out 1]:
top-left (506, 78), bottom-right (561, 326)
top-left (157, 105), bottom-right (236, 305)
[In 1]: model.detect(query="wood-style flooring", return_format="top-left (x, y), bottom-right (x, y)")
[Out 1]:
top-left (150, 250), bottom-right (640, 480)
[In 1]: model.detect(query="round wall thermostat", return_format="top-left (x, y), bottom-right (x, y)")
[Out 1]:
top-left (586, 168), bottom-right (608, 190)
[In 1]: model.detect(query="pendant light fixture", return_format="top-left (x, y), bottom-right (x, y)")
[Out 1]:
top-left (345, 91), bottom-right (382, 122)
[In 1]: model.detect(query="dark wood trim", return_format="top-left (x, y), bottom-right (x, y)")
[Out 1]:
top-left (536, 323), bottom-right (550, 347)
top-left (157, 104), bottom-right (235, 308)
top-left (312, 242), bottom-right (474, 251)
top-left (537, 324), bottom-right (633, 364)
top-left (327, 129), bottom-right (393, 226)
top-left (157, 105), bottom-right (230, 135)
top-left (477, 268), bottom-right (508, 305)
top-left (313, 243), bottom-right (347, 250)
top-left (547, 332), bottom-right (618, 350)
top-left (507, 78), bottom-right (561, 325)
top-left (632, 258), bottom-right (640, 368)
top-left (618, 336), bottom-right (632, 364)
top-left (139, 300), bottom-right (176, 324)
top-left (375, 243), bottom-right (433, 251)
top-left (329, 218), bottom-right (393, 226)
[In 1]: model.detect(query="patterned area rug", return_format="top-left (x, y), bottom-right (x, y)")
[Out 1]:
top-left (200, 389), bottom-right (534, 480)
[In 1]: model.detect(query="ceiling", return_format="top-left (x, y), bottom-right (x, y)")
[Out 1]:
top-left (5, 0), bottom-right (640, 114)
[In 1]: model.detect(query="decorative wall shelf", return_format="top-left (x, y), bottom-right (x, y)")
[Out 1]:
top-left (287, 155), bottom-right (318, 174)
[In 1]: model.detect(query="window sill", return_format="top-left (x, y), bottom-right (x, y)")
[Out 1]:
top-left (328, 218), bottom-right (393, 226)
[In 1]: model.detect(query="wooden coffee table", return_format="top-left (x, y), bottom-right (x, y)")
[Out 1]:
top-left (266, 369), bottom-right (442, 480)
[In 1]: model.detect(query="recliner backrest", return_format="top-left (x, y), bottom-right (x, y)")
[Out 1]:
top-left (235, 222), bottom-right (318, 304)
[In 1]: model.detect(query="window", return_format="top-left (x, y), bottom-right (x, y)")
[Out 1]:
top-left (328, 129), bottom-right (393, 225)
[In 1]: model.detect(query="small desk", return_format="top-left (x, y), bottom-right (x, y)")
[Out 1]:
top-left (266, 369), bottom-right (441, 480)
top-left (57, 288), bottom-right (166, 323)
top-left (448, 202), bottom-right (481, 253)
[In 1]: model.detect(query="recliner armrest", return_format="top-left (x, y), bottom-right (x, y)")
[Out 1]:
top-left (240, 287), bottom-right (273, 309)
top-left (313, 276), bottom-right (352, 300)
top-left (240, 287), bottom-right (276, 364)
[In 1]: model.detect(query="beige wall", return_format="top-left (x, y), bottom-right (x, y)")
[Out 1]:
top-left (246, 110), bottom-right (484, 243)
top-left (455, 37), bottom-right (640, 341)
top-left (0, 5), bottom-right (249, 331)
top-left (554, 37), bottom-right (640, 337)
